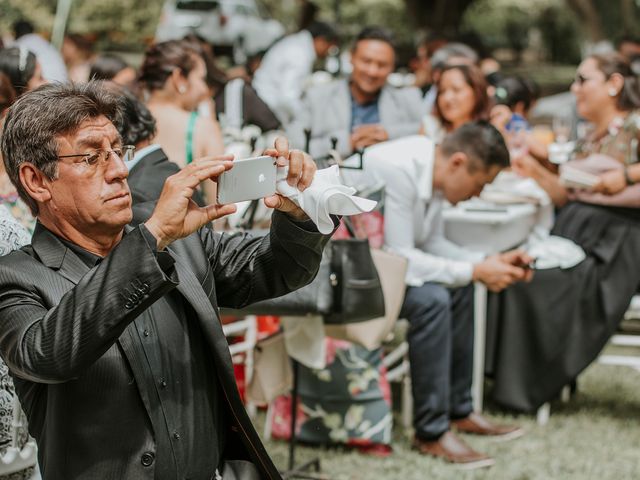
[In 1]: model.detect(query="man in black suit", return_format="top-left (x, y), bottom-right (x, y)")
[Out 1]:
top-left (114, 88), bottom-right (206, 206)
top-left (0, 82), bottom-right (331, 479)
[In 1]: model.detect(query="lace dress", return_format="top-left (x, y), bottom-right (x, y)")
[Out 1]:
top-left (0, 205), bottom-right (33, 480)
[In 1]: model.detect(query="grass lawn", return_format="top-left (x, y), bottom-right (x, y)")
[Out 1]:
top-left (260, 361), bottom-right (640, 480)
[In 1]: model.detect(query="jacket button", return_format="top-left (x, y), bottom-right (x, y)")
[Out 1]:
top-left (130, 292), bottom-right (140, 301)
top-left (173, 431), bottom-right (180, 440)
top-left (141, 283), bottom-right (151, 293)
top-left (159, 379), bottom-right (167, 389)
top-left (143, 329), bottom-right (150, 337)
top-left (124, 301), bottom-right (134, 309)
top-left (141, 452), bottom-right (155, 467)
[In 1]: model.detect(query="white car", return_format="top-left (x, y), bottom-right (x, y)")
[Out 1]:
top-left (155, 0), bottom-right (284, 62)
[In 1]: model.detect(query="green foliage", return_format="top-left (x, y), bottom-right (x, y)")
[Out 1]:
top-left (536, 5), bottom-right (582, 64)
top-left (0, 0), bottom-right (57, 34)
top-left (0, 0), bottom-right (162, 50)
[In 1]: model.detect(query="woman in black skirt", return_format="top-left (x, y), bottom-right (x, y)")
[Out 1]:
top-left (487, 52), bottom-right (640, 412)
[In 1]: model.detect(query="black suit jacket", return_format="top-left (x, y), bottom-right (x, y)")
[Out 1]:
top-left (127, 147), bottom-right (206, 206)
top-left (0, 210), bottom-right (331, 479)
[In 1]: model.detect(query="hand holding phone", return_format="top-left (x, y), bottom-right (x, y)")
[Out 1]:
top-left (217, 155), bottom-right (277, 204)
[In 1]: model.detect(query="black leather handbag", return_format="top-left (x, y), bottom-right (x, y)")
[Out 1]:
top-left (231, 215), bottom-right (385, 324)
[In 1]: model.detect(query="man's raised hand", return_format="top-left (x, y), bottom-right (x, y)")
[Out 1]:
top-left (263, 136), bottom-right (316, 220)
top-left (145, 156), bottom-right (236, 250)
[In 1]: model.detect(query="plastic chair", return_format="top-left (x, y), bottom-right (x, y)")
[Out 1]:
top-left (222, 315), bottom-right (258, 417)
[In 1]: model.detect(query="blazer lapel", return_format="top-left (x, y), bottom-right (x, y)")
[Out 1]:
top-left (378, 86), bottom-right (393, 129)
top-left (334, 80), bottom-right (352, 130)
top-left (30, 223), bottom-right (90, 285)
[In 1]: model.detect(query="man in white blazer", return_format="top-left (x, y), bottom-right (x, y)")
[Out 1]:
top-left (362, 123), bottom-right (530, 469)
top-left (289, 26), bottom-right (424, 159)
top-left (253, 21), bottom-right (338, 125)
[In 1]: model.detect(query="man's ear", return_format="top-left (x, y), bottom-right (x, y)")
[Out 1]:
top-left (447, 151), bottom-right (469, 172)
top-left (19, 163), bottom-right (52, 206)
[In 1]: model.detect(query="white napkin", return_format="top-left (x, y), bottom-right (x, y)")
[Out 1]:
top-left (525, 228), bottom-right (586, 270)
top-left (275, 165), bottom-right (377, 234)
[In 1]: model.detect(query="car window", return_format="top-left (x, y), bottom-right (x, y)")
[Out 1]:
top-left (176, 0), bottom-right (220, 11)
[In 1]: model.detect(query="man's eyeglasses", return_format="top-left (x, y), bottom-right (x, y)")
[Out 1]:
top-left (57, 145), bottom-right (136, 168)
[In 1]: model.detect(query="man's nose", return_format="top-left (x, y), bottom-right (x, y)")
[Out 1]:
top-left (105, 151), bottom-right (129, 181)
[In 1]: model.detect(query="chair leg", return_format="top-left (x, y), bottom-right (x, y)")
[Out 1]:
top-left (536, 403), bottom-right (550, 426)
top-left (401, 368), bottom-right (413, 434)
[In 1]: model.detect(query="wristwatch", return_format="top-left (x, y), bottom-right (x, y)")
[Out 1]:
top-left (624, 167), bottom-right (635, 186)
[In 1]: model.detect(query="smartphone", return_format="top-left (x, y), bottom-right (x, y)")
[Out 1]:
top-left (217, 155), bottom-right (277, 204)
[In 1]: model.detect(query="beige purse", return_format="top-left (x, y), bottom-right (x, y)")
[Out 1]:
top-left (324, 249), bottom-right (408, 350)
top-left (246, 331), bottom-right (292, 405)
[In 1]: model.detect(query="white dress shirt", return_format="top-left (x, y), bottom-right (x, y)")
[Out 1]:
top-left (14, 34), bottom-right (68, 83)
top-left (361, 135), bottom-right (484, 287)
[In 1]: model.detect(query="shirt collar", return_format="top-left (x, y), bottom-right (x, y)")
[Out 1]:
top-left (125, 143), bottom-right (162, 171)
top-left (37, 222), bottom-right (103, 268)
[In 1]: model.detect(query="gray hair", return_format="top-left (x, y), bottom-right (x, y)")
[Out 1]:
top-left (1, 82), bottom-right (121, 215)
top-left (431, 43), bottom-right (479, 71)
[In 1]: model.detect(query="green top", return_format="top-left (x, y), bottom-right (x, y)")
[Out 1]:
top-left (185, 110), bottom-right (198, 165)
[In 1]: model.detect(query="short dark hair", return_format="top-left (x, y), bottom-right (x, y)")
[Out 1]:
top-left (89, 54), bottom-right (130, 81)
top-left (306, 21), bottom-right (338, 43)
top-left (440, 121), bottom-right (510, 171)
top-left (494, 76), bottom-right (534, 111)
top-left (1, 82), bottom-right (121, 215)
top-left (353, 26), bottom-right (396, 53)
top-left (112, 87), bottom-right (157, 146)
top-left (12, 20), bottom-right (34, 40)
top-left (616, 34), bottom-right (640, 50)
top-left (0, 72), bottom-right (16, 115)
top-left (0, 47), bottom-right (38, 97)
top-left (138, 39), bottom-right (203, 91)
top-left (430, 43), bottom-right (479, 72)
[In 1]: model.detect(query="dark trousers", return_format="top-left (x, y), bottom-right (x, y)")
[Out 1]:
top-left (399, 283), bottom-right (475, 440)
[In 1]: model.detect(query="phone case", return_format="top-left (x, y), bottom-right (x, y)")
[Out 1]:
top-left (217, 155), bottom-right (278, 204)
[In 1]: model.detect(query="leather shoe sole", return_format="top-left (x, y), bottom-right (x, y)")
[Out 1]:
top-left (413, 432), bottom-right (495, 470)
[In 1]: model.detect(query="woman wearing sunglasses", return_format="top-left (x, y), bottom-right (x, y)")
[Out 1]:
top-left (488, 51), bottom-right (640, 413)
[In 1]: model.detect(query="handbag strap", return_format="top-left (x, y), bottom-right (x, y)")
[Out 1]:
top-left (237, 200), bottom-right (260, 230)
top-left (342, 216), bottom-right (357, 238)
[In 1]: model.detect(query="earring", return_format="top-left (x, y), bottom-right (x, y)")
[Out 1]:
top-left (178, 85), bottom-right (187, 94)
top-left (609, 88), bottom-right (618, 97)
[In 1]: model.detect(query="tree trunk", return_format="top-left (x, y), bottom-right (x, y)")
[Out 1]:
top-left (404, 0), bottom-right (475, 35)
top-left (565, 0), bottom-right (605, 43)
top-left (620, 0), bottom-right (637, 34)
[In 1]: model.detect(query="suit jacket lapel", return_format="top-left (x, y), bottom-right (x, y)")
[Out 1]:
top-left (31, 223), bottom-right (90, 284)
top-left (335, 80), bottom-right (352, 130)
top-left (378, 86), bottom-right (393, 129)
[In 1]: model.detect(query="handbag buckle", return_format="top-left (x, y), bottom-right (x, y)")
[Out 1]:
top-left (329, 273), bottom-right (338, 287)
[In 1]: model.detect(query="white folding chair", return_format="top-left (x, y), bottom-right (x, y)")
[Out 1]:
top-left (0, 395), bottom-right (38, 477)
top-left (599, 294), bottom-right (640, 372)
top-left (222, 315), bottom-right (258, 418)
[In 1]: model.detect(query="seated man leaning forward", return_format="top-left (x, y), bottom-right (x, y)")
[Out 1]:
top-left (0, 82), bottom-right (333, 480)
top-left (363, 122), bottom-right (532, 469)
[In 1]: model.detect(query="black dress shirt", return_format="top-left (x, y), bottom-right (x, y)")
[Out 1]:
top-left (58, 225), bottom-right (224, 479)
